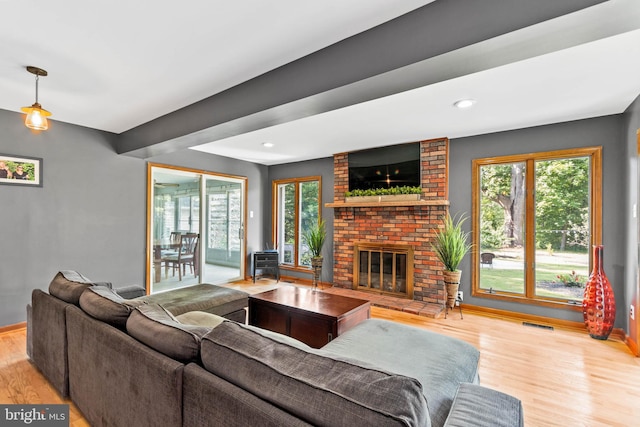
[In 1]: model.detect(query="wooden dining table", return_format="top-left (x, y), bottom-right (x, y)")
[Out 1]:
top-left (152, 242), bottom-right (180, 283)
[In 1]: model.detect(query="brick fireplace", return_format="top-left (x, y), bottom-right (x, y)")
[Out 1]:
top-left (327, 138), bottom-right (449, 305)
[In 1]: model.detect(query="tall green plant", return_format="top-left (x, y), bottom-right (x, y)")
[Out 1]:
top-left (433, 213), bottom-right (472, 272)
top-left (303, 219), bottom-right (326, 258)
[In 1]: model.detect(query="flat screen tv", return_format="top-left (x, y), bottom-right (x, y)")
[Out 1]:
top-left (348, 142), bottom-right (421, 191)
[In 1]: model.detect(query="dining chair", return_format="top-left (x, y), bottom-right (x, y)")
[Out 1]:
top-left (162, 233), bottom-right (198, 280)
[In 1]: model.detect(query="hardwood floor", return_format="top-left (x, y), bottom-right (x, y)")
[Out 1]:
top-left (0, 328), bottom-right (90, 427)
top-left (373, 306), bottom-right (640, 426)
top-left (3, 280), bottom-right (639, 426)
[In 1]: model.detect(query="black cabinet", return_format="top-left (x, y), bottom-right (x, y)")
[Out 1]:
top-left (252, 251), bottom-right (279, 283)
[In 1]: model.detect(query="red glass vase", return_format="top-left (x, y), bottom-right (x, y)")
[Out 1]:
top-left (582, 245), bottom-right (616, 340)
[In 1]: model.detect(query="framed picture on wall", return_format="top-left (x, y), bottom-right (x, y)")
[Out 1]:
top-left (0, 153), bottom-right (43, 187)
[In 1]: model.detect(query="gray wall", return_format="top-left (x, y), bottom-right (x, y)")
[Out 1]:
top-left (267, 157), bottom-right (335, 282)
top-left (450, 115), bottom-right (625, 326)
top-left (0, 109), bottom-right (267, 327)
top-left (622, 95), bottom-right (640, 334)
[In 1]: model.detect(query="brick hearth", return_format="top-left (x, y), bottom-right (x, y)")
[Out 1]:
top-left (328, 138), bottom-right (450, 307)
top-left (322, 286), bottom-right (443, 318)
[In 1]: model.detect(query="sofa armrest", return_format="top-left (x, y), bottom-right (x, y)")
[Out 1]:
top-left (114, 284), bottom-right (146, 299)
top-left (444, 383), bottom-right (523, 427)
top-left (30, 289), bottom-right (71, 397)
top-left (66, 305), bottom-right (184, 427)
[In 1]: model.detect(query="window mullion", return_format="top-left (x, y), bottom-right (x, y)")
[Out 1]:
top-left (294, 182), bottom-right (300, 267)
top-left (525, 158), bottom-right (537, 299)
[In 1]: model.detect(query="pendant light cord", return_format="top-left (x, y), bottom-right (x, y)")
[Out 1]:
top-left (34, 74), bottom-right (39, 105)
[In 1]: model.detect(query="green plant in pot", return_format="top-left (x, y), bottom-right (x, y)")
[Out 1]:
top-left (432, 212), bottom-right (472, 310)
top-left (303, 218), bottom-right (326, 291)
top-left (344, 185), bottom-right (422, 197)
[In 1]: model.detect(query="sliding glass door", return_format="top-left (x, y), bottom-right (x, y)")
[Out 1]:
top-left (147, 164), bottom-right (246, 293)
top-left (202, 177), bottom-right (243, 285)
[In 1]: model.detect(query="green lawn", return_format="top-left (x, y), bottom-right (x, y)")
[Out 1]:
top-left (480, 260), bottom-right (587, 300)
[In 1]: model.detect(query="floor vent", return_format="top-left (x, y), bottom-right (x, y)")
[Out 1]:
top-left (522, 322), bottom-right (554, 331)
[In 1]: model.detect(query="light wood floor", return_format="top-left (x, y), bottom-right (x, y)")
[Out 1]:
top-left (2, 280), bottom-right (640, 426)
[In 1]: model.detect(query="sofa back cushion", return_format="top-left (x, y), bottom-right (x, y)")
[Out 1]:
top-left (79, 286), bottom-right (142, 328)
top-left (49, 270), bottom-right (106, 305)
top-left (201, 321), bottom-right (430, 427)
top-left (126, 304), bottom-right (215, 363)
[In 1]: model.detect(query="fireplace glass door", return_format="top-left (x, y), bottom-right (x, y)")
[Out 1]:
top-left (355, 244), bottom-right (412, 298)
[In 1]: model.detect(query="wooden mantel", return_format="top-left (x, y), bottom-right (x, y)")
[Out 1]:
top-left (325, 199), bottom-right (449, 208)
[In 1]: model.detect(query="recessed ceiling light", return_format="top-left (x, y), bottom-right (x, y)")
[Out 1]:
top-left (454, 99), bottom-right (476, 109)
top-left (262, 142), bottom-right (274, 148)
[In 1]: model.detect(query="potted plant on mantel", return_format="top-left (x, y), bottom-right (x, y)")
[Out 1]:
top-left (303, 218), bottom-right (326, 291)
top-left (344, 185), bottom-right (422, 203)
top-left (432, 212), bottom-right (472, 310)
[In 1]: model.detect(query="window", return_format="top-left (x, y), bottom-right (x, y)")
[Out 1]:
top-left (472, 147), bottom-right (602, 308)
top-left (273, 177), bottom-right (321, 269)
top-left (178, 196), bottom-right (199, 232)
top-left (208, 189), bottom-right (241, 255)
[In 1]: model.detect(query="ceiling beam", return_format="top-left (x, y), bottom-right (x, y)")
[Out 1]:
top-left (116, 0), bottom-right (606, 158)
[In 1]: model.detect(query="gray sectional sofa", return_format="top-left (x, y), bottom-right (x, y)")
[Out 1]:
top-left (27, 271), bottom-right (523, 427)
top-left (27, 271), bottom-right (247, 398)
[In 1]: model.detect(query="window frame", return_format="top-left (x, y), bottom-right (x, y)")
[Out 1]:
top-left (272, 176), bottom-right (322, 271)
top-left (177, 195), bottom-right (199, 233)
top-left (471, 147), bottom-right (602, 310)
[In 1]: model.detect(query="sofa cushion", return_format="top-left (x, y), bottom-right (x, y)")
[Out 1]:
top-left (140, 283), bottom-right (248, 317)
top-left (49, 270), bottom-right (109, 305)
top-left (322, 319), bottom-right (480, 427)
top-left (175, 311), bottom-right (226, 328)
top-left (201, 321), bottom-right (430, 427)
top-left (79, 286), bottom-right (143, 328)
top-left (443, 383), bottom-right (524, 427)
top-left (126, 303), bottom-right (215, 363)
top-left (114, 284), bottom-right (146, 299)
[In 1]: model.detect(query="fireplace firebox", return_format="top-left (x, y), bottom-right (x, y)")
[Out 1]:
top-left (354, 243), bottom-right (413, 298)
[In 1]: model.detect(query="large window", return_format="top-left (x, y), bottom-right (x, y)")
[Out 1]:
top-left (208, 189), bottom-right (241, 255)
top-left (472, 147), bottom-right (601, 308)
top-left (273, 177), bottom-right (321, 269)
top-left (178, 196), bottom-right (199, 232)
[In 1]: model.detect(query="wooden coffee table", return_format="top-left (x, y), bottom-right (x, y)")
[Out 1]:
top-left (248, 286), bottom-right (371, 348)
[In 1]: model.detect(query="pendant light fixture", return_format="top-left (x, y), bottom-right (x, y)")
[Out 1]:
top-left (21, 66), bottom-right (51, 131)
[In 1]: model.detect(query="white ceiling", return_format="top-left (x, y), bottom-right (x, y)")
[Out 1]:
top-left (1, 0), bottom-right (433, 132)
top-left (2, 0), bottom-right (640, 166)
